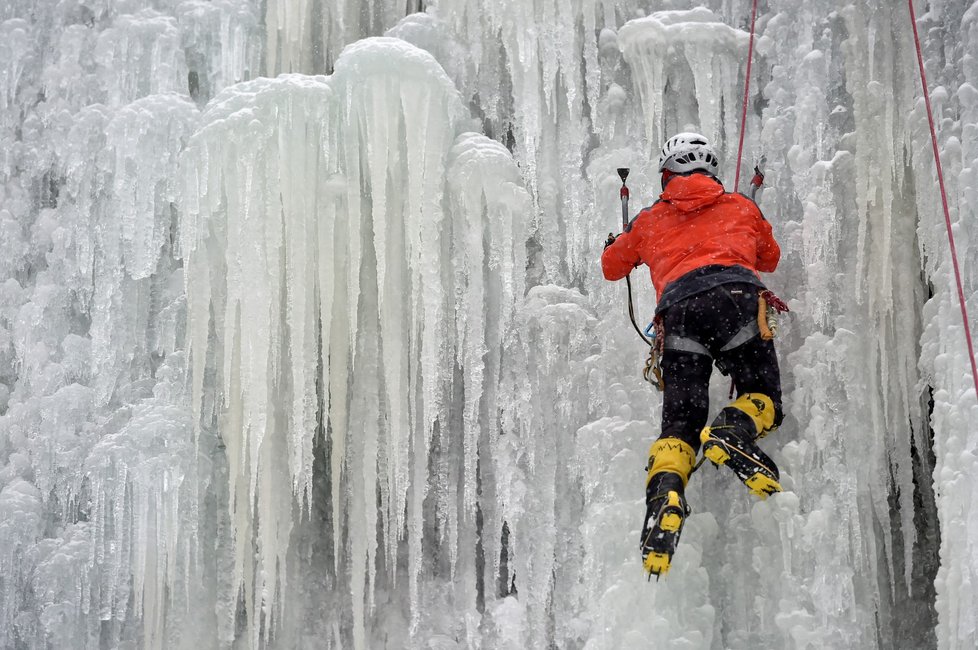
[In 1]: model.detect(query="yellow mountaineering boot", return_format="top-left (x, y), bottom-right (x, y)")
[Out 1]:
top-left (641, 438), bottom-right (695, 578)
top-left (700, 393), bottom-right (782, 499)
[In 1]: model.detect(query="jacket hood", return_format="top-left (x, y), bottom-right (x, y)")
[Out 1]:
top-left (660, 173), bottom-right (725, 212)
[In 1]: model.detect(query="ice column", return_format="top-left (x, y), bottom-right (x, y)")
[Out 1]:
top-left (494, 286), bottom-right (600, 648)
top-left (839, 0), bottom-right (923, 608)
top-left (181, 72), bottom-right (335, 646)
top-left (728, 2), bottom-right (931, 646)
top-left (182, 37), bottom-right (531, 647)
top-left (265, 0), bottom-right (415, 74)
top-left (176, 0), bottom-right (262, 104)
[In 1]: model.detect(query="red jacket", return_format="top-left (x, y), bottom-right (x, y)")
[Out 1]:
top-left (601, 173), bottom-right (780, 299)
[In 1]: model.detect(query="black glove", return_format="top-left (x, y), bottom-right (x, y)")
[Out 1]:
top-left (604, 233), bottom-right (617, 249)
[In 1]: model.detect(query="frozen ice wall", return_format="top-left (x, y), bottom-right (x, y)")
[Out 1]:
top-left (913, 2), bottom-right (978, 647)
top-left (0, 1), bottom-right (258, 648)
top-left (2, 0), bottom-right (978, 649)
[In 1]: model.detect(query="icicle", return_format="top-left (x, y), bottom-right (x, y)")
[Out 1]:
top-left (0, 19), bottom-right (31, 142)
top-left (444, 131), bottom-right (529, 639)
top-left (0, 479), bottom-right (43, 647)
top-left (93, 10), bottom-right (188, 107)
top-left (448, 132), bottom-right (528, 522)
top-left (176, 0), bottom-right (262, 104)
top-left (329, 36), bottom-right (466, 640)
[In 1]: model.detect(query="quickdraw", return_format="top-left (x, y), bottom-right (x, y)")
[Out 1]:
top-left (642, 317), bottom-right (666, 391)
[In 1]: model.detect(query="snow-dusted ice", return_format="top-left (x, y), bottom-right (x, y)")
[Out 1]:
top-left (0, 0), bottom-right (976, 649)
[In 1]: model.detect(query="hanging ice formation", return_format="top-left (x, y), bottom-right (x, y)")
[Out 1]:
top-left (2, 0), bottom-right (978, 649)
top-left (180, 38), bottom-right (531, 647)
top-left (618, 8), bottom-right (748, 169)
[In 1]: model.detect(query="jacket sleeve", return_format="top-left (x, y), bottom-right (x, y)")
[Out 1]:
top-left (601, 220), bottom-right (643, 281)
top-left (754, 208), bottom-right (780, 273)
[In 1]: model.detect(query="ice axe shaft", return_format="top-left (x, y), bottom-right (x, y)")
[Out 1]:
top-left (612, 167), bottom-right (655, 352)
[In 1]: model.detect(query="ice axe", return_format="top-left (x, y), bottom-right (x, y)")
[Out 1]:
top-left (748, 156), bottom-right (766, 201)
top-left (608, 168), bottom-right (644, 341)
top-left (618, 167), bottom-right (630, 227)
top-left (606, 168), bottom-right (661, 388)
top-left (605, 167), bottom-right (631, 248)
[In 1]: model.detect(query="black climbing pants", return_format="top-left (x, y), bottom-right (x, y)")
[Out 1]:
top-left (658, 283), bottom-right (783, 451)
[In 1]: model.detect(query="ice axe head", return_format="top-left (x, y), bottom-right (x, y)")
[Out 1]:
top-left (751, 156), bottom-right (766, 187)
top-left (617, 168), bottom-right (629, 184)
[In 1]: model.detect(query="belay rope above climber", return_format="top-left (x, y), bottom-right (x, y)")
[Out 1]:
top-left (907, 0), bottom-right (978, 400)
top-left (734, 0), bottom-right (759, 193)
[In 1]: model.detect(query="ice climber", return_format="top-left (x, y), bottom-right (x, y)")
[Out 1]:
top-left (601, 132), bottom-right (784, 577)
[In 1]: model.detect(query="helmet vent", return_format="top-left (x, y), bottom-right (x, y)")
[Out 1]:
top-left (657, 132), bottom-right (720, 177)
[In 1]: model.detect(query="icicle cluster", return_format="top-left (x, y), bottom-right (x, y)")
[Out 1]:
top-left (426, 0), bottom-right (621, 284)
top-left (180, 38), bottom-right (530, 647)
top-left (265, 0), bottom-right (414, 74)
top-left (492, 286), bottom-right (599, 648)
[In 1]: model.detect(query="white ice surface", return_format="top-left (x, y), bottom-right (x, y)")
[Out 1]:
top-left (1, 1), bottom-right (977, 649)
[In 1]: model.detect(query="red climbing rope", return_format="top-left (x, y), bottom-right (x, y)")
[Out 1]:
top-left (908, 0), bottom-right (978, 399)
top-left (733, 0), bottom-right (759, 193)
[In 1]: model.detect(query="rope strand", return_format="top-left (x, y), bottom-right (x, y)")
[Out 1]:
top-left (734, 0), bottom-right (759, 193)
top-left (908, 0), bottom-right (978, 399)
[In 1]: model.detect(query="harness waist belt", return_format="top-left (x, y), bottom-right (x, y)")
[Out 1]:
top-left (663, 320), bottom-right (760, 357)
top-left (720, 319), bottom-right (760, 352)
top-left (663, 335), bottom-right (709, 356)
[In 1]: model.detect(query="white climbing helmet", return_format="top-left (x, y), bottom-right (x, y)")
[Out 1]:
top-left (658, 132), bottom-right (720, 177)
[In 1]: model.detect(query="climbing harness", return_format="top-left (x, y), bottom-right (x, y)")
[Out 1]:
top-left (907, 0), bottom-right (978, 399)
top-left (727, 288), bottom-right (789, 398)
